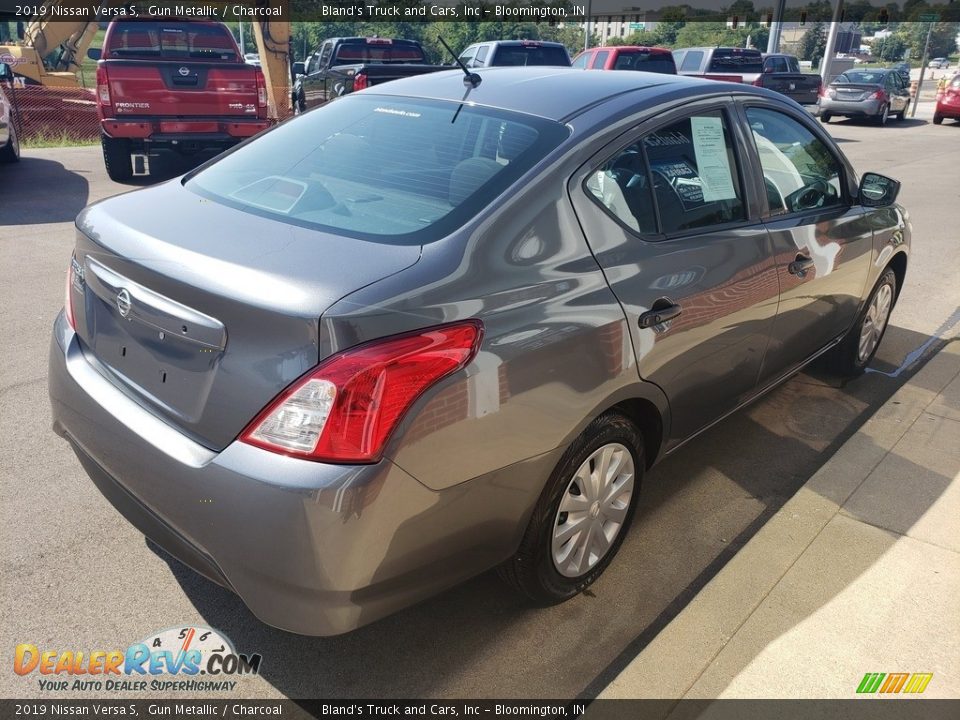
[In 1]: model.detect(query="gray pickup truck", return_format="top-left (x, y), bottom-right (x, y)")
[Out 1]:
top-left (674, 47), bottom-right (820, 106)
top-left (293, 37), bottom-right (446, 112)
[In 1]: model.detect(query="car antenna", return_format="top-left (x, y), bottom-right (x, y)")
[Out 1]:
top-left (438, 36), bottom-right (481, 89)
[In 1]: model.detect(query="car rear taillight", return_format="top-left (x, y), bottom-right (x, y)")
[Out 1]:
top-left (752, 76), bottom-right (764, 87)
top-left (95, 65), bottom-right (111, 108)
top-left (871, 89), bottom-right (888, 103)
top-left (64, 256), bottom-right (77, 330)
top-left (255, 69), bottom-right (267, 108)
top-left (353, 72), bottom-right (368, 91)
top-left (240, 321), bottom-right (483, 463)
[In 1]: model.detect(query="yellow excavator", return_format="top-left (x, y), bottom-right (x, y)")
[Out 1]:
top-left (0, 1), bottom-right (291, 117)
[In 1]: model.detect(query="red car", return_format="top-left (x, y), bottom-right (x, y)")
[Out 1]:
top-left (934, 74), bottom-right (960, 124)
top-left (572, 46), bottom-right (676, 74)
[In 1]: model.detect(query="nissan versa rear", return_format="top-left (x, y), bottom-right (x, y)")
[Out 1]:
top-left (50, 68), bottom-right (910, 635)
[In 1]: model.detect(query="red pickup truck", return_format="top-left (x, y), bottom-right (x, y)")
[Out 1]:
top-left (93, 20), bottom-right (270, 182)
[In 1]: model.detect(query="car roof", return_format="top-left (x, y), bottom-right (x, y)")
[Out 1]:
top-left (363, 66), bottom-right (754, 122)
top-left (475, 40), bottom-right (566, 47)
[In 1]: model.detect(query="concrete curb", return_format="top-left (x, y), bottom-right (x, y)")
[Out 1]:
top-left (599, 339), bottom-right (960, 701)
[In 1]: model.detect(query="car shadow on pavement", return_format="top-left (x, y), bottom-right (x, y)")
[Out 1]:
top-left (0, 156), bottom-right (88, 225)
top-left (150, 324), bottom-right (951, 699)
top-left (827, 118), bottom-right (927, 130)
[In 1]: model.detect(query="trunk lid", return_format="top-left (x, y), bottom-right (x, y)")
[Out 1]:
top-left (71, 180), bottom-right (421, 450)
top-left (831, 83), bottom-right (881, 102)
top-left (103, 61), bottom-right (261, 118)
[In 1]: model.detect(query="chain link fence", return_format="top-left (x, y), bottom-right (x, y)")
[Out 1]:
top-left (4, 82), bottom-right (100, 147)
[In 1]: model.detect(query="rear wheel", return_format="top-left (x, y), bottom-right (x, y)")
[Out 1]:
top-left (825, 268), bottom-right (897, 378)
top-left (101, 135), bottom-right (132, 182)
top-left (820, 111), bottom-right (832, 123)
top-left (933, 113), bottom-right (944, 125)
top-left (896, 104), bottom-right (907, 120)
top-left (875, 103), bottom-right (890, 126)
top-left (0, 120), bottom-right (20, 163)
top-left (499, 411), bottom-right (643, 604)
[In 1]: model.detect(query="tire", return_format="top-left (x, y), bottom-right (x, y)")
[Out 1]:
top-left (0, 119), bottom-right (20, 163)
top-left (499, 411), bottom-right (643, 605)
top-left (933, 113), bottom-right (944, 125)
top-left (896, 105), bottom-right (907, 121)
top-left (825, 268), bottom-right (897, 378)
top-left (875, 103), bottom-right (889, 126)
top-left (101, 134), bottom-right (132, 182)
top-left (293, 91), bottom-right (305, 115)
top-left (820, 112), bottom-right (832, 123)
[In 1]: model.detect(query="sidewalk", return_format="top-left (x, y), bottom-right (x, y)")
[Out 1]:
top-left (601, 340), bottom-right (960, 703)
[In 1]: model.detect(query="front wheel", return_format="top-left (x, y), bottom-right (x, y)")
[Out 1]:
top-left (0, 120), bottom-right (20, 163)
top-left (499, 411), bottom-right (643, 604)
top-left (820, 111), bottom-right (832, 123)
top-left (825, 268), bottom-right (897, 378)
top-left (933, 113), bottom-right (944, 125)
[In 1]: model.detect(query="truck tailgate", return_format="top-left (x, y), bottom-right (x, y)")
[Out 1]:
top-left (106, 61), bottom-right (261, 117)
top-left (762, 74), bottom-right (821, 105)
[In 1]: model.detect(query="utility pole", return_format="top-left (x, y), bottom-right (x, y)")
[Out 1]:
top-left (766, 0), bottom-right (787, 54)
top-left (911, 18), bottom-right (937, 117)
top-left (584, 0), bottom-right (593, 51)
top-left (820, 0), bottom-right (844, 85)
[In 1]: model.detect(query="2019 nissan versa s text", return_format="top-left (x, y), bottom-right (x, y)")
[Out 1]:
top-left (49, 67), bottom-right (910, 636)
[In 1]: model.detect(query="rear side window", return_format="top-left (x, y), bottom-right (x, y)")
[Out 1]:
top-left (333, 41), bottom-right (425, 64)
top-left (591, 50), bottom-right (610, 69)
top-left (571, 52), bottom-right (590, 69)
top-left (187, 95), bottom-right (568, 243)
top-left (679, 50), bottom-right (703, 72)
top-left (764, 56), bottom-right (788, 73)
top-left (708, 50), bottom-right (762, 74)
top-left (105, 22), bottom-right (237, 61)
top-left (587, 110), bottom-right (746, 235)
top-left (613, 51), bottom-right (676, 74)
top-left (491, 45), bottom-right (570, 67)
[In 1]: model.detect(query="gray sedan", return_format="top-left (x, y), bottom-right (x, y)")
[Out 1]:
top-left (820, 68), bottom-right (912, 125)
top-left (49, 68), bottom-right (910, 635)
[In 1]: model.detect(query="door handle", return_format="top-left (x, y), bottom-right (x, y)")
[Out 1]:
top-left (639, 303), bottom-right (682, 329)
top-left (788, 254), bottom-right (815, 277)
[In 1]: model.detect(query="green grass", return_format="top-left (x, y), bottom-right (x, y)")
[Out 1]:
top-left (22, 130), bottom-right (100, 149)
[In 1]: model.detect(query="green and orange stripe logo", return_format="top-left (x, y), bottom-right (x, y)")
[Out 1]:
top-left (857, 672), bottom-right (933, 694)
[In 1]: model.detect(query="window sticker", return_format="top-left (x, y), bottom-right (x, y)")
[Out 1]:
top-left (690, 117), bottom-right (737, 202)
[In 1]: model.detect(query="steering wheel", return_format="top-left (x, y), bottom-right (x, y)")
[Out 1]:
top-left (784, 178), bottom-right (834, 212)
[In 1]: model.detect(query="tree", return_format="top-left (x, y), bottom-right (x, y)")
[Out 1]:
top-left (875, 34), bottom-right (908, 61)
top-left (798, 22), bottom-right (827, 67)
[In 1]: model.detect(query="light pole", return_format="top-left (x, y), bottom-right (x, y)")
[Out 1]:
top-left (584, 0), bottom-right (593, 51)
top-left (766, 0), bottom-right (787, 54)
top-left (910, 19), bottom-right (936, 118)
top-left (820, 0), bottom-right (844, 85)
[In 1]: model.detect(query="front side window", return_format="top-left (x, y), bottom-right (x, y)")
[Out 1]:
top-left (571, 52), bottom-right (590, 69)
top-left (591, 50), bottom-right (610, 69)
top-left (586, 110), bottom-right (746, 236)
top-left (187, 95), bottom-right (568, 243)
top-left (746, 107), bottom-right (844, 215)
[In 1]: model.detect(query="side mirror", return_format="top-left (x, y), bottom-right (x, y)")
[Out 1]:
top-left (292, 62), bottom-right (305, 76)
top-left (859, 172), bottom-right (900, 207)
top-left (87, 48), bottom-right (101, 61)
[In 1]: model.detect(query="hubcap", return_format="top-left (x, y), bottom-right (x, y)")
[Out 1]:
top-left (858, 283), bottom-right (893, 363)
top-left (552, 443), bottom-right (635, 578)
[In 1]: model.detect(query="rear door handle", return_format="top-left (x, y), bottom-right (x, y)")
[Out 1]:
top-left (788, 254), bottom-right (815, 276)
top-left (639, 303), bottom-right (682, 329)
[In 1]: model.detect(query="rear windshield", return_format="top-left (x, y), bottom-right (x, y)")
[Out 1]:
top-left (708, 50), bottom-right (762, 74)
top-left (104, 22), bottom-right (237, 61)
top-left (491, 45), bottom-right (571, 67)
top-left (186, 95), bottom-right (569, 243)
top-left (837, 71), bottom-right (884, 84)
top-left (613, 51), bottom-right (676, 74)
top-left (332, 41), bottom-right (425, 64)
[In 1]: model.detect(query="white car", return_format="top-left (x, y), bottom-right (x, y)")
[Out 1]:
top-left (244, 53), bottom-right (261, 66)
top-left (928, 58), bottom-right (949, 69)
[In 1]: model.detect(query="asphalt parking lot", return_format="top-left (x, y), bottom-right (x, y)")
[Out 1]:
top-left (1, 108), bottom-right (959, 700)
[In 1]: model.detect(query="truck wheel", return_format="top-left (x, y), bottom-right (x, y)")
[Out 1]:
top-left (933, 113), bottom-right (944, 125)
top-left (0, 120), bottom-right (20, 163)
top-left (101, 135), bottom-right (132, 182)
top-left (498, 411), bottom-right (643, 604)
top-left (820, 112), bottom-right (832, 123)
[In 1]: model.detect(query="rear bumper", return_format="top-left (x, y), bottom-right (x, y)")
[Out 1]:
top-left (48, 313), bottom-right (549, 635)
top-left (935, 100), bottom-right (960, 118)
top-left (102, 118), bottom-right (271, 141)
top-left (819, 98), bottom-right (883, 117)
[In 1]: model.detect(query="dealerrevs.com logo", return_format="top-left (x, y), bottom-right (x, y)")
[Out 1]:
top-left (13, 626), bottom-right (262, 692)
